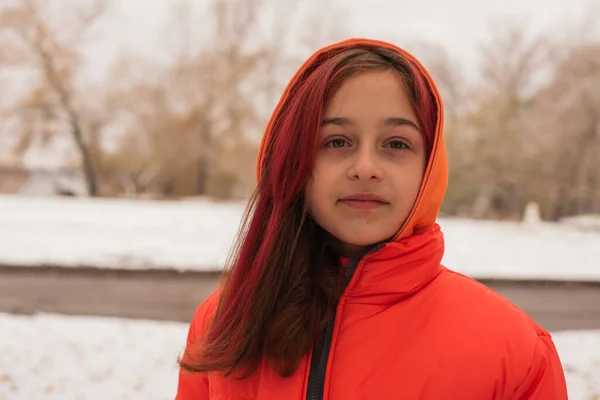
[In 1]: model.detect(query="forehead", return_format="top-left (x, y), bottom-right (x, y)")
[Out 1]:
top-left (324, 70), bottom-right (414, 118)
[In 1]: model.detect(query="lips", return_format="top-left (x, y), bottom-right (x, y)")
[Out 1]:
top-left (340, 193), bottom-right (388, 203)
top-left (339, 193), bottom-right (389, 210)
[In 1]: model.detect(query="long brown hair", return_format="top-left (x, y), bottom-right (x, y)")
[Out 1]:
top-left (179, 44), bottom-right (438, 378)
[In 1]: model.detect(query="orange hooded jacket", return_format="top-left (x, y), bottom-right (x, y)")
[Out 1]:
top-left (176, 38), bottom-right (568, 400)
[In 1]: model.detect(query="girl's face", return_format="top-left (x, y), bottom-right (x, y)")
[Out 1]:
top-left (306, 70), bottom-right (427, 257)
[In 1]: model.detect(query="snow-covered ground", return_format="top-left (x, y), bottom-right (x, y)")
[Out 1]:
top-left (0, 313), bottom-right (186, 400)
top-left (0, 312), bottom-right (598, 400)
top-left (1, 194), bottom-right (600, 281)
top-left (0, 195), bottom-right (242, 272)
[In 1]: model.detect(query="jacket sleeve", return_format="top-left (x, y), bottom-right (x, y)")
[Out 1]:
top-left (513, 332), bottom-right (568, 400)
top-left (175, 290), bottom-right (220, 400)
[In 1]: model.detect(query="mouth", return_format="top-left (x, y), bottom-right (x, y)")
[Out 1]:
top-left (339, 193), bottom-right (389, 210)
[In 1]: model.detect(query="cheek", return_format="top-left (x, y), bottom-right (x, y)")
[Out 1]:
top-left (401, 161), bottom-right (426, 189)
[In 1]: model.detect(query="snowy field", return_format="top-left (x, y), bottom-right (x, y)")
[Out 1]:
top-left (0, 312), bottom-right (598, 400)
top-left (1, 194), bottom-right (600, 281)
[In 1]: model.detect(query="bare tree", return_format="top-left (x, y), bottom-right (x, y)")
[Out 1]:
top-left (529, 42), bottom-right (600, 219)
top-left (161, 0), bottom-right (264, 195)
top-left (54, 0), bottom-right (346, 199)
top-left (0, 0), bottom-right (109, 196)
top-left (443, 19), bottom-right (553, 219)
top-left (479, 18), bottom-right (550, 101)
top-left (439, 13), bottom-right (600, 221)
top-left (96, 56), bottom-right (204, 197)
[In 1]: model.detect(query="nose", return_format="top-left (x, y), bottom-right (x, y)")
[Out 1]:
top-left (348, 145), bottom-right (384, 181)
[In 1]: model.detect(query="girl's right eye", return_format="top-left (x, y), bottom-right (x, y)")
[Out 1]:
top-left (325, 138), bottom-right (349, 148)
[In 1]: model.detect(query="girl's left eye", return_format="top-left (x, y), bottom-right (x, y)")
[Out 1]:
top-left (385, 140), bottom-right (409, 150)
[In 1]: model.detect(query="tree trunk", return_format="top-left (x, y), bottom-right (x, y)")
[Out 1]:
top-left (38, 48), bottom-right (99, 196)
top-left (69, 113), bottom-right (99, 196)
top-left (196, 110), bottom-right (212, 196)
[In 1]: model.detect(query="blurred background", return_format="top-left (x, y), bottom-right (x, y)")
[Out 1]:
top-left (0, 0), bottom-right (599, 399)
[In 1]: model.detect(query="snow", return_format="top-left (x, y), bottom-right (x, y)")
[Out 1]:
top-left (1, 194), bottom-right (600, 281)
top-left (0, 195), bottom-right (243, 272)
top-left (555, 330), bottom-right (600, 399)
top-left (0, 313), bottom-right (186, 400)
top-left (560, 214), bottom-right (600, 232)
top-left (440, 218), bottom-right (600, 281)
top-left (0, 312), bottom-right (597, 400)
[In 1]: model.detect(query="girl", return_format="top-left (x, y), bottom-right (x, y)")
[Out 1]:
top-left (176, 38), bottom-right (568, 399)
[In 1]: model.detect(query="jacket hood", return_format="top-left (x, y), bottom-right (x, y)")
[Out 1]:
top-left (256, 38), bottom-right (448, 242)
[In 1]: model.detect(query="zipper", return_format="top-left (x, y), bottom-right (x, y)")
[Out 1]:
top-left (305, 244), bottom-right (385, 400)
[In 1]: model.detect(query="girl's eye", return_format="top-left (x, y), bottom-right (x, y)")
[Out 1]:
top-left (386, 140), bottom-right (409, 150)
top-left (325, 138), bottom-right (349, 148)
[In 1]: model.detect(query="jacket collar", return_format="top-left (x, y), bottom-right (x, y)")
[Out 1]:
top-left (343, 224), bottom-right (444, 305)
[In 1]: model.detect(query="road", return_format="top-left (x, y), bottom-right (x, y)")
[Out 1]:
top-left (1, 266), bottom-right (599, 331)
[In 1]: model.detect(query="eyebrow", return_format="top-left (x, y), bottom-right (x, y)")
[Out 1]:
top-left (321, 117), bottom-right (420, 131)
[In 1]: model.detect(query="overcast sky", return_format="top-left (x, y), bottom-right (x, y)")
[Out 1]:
top-left (83, 0), bottom-right (597, 81)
